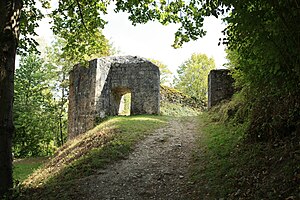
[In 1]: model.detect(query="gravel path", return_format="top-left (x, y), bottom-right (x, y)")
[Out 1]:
top-left (78, 117), bottom-right (198, 200)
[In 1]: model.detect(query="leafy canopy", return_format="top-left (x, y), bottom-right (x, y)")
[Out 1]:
top-left (14, 54), bottom-right (58, 157)
top-left (148, 59), bottom-right (173, 86)
top-left (224, 0), bottom-right (300, 140)
top-left (19, 0), bottom-right (230, 56)
top-left (174, 53), bottom-right (215, 101)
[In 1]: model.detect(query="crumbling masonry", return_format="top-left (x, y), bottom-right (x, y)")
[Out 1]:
top-left (208, 69), bottom-right (235, 109)
top-left (68, 56), bottom-right (160, 139)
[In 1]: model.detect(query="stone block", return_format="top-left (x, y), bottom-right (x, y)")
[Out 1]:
top-left (208, 69), bottom-right (235, 109)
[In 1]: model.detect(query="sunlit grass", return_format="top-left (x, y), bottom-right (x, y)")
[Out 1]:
top-left (160, 101), bottom-right (201, 116)
top-left (21, 115), bottom-right (169, 192)
top-left (13, 157), bottom-right (48, 183)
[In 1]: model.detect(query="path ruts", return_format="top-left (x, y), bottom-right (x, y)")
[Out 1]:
top-left (77, 117), bottom-right (198, 200)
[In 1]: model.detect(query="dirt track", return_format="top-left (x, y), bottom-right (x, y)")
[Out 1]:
top-left (77, 117), bottom-right (198, 200)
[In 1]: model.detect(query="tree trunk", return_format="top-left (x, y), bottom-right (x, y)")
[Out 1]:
top-left (0, 0), bottom-right (22, 197)
top-left (59, 73), bottom-right (66, 146)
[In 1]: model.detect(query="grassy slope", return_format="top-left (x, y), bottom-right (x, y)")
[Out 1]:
top-left (160, 85), bottom-right (203, 116)
top-left (13, 88), bottom-right (203, 199)
top-left (13, 157), bottom-right (48, 183)
top-left (191, 113), bottom-right (300, 200)
top-left (13, 97), bottom-right (299, 200)
top-left (16, 115), bottom-right (168, 199)
top-left (160, 101), bottom-right (201, 116)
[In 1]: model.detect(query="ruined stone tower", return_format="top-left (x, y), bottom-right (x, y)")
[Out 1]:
top-left (68, 56), bottom-right (160, 138)
top-left (208, 69), bottom-right (235, 109)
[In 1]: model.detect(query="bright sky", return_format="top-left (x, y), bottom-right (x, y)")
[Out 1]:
top-left (33, 3), bottom-right (228, 74)
top-left (102, 9), bottom-right (227, 74)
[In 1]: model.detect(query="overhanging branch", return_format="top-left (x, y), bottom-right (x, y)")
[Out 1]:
top-left (75, 0), bottom-right (88, 31)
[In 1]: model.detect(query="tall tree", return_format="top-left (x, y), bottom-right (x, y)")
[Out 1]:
top-left (0, 0), bottom-right (22, 195)
top-left (13, 54), bottom-right (58, 157)
top-left (174, 53), bottom-right (215, 101)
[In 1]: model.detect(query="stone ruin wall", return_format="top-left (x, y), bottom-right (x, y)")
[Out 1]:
top-left (68, 60), bottom-right (98, 139)
top-left (68, 56), bottom-right (160, 139)
top-left (208, 69), bottom-right (235, 109)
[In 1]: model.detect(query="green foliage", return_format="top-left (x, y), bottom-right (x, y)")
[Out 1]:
top-left (18, 0), bottom-right (45, 55)
top-left (224, 1), bottom-right (300, 140)
top-left (48, 34), bottom-right (111, 67)
top-left (114, 0), bottom-right (208, 48)
top-left (6, 0), bottom-right (298, 198)
top-left (13, 54), bottom-right (59, 157)
top-left (44, 34), bottom-right (112, 71)
top-left (148, 59), bottom-right (173, 85)
top-left (50, 0), bottom-right (111, 65)
top-left (174, 53), bottom-right (215, 101)
top-left (208, 91), bottom-right (250, 126)
top-left (19, 0), bottom-right (226, 56)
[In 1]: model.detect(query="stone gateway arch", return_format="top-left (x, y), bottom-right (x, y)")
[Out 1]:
top-left (68, 56), bottom-right (160, 138)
